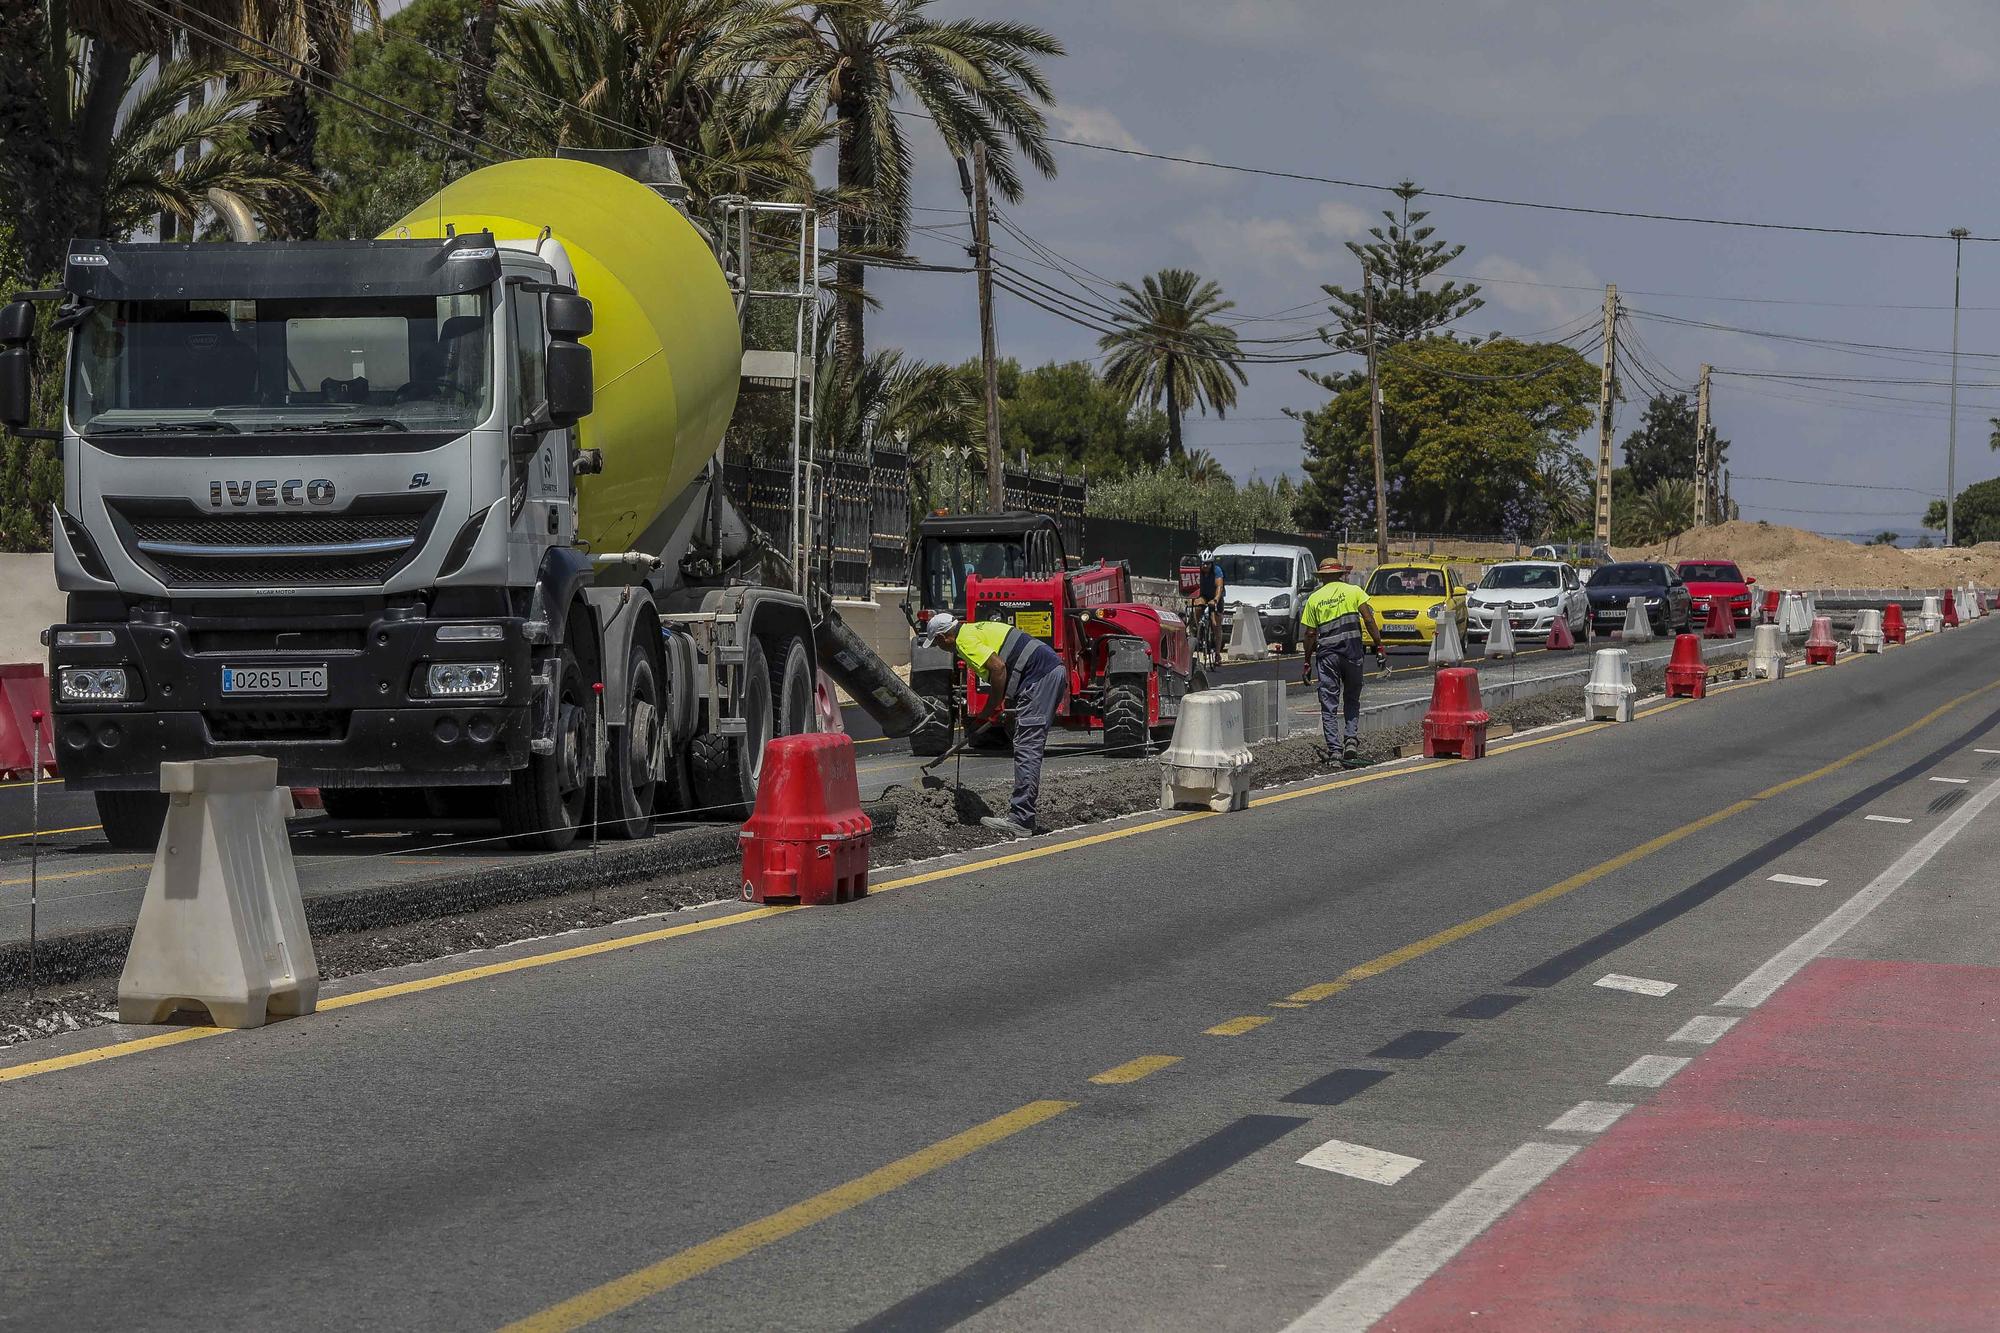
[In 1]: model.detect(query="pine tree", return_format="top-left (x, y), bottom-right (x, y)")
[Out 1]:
top-left (1313, 182), bottom-right (1484, 354)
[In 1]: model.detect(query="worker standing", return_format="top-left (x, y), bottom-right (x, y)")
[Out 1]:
top-left (1300, 557), bottom-right (1386, 769)
top-left (921, 612), bottom-right (1066, 838)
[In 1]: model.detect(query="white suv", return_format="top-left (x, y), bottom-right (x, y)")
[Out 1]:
top-left (1466, 560), bottom-right (1590, 642)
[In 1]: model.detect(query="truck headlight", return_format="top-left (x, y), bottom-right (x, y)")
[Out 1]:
top-left (426, 662), bottom-right (505, 697)
top-left (59, 666), bottom-right (128, 701)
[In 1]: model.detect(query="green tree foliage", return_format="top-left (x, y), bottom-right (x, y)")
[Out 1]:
top-left (1296, 337), bottom-right (1598, 536)
top-left (1633, 478), bottom-right (1695, 544)
top-left (1086, 465), bottom-right (1298, 544)
top-left (1097, 268), bottom-right (1246, 459)
top-left (1868, 531), bottom-right (1900, 546)
top-left (1622, 391), bottom-right (1728, 494)
top-left (0, 222), bottom-right (61, 551)
top-left (979, 358), bottom-right (1168, 476)
top-left (1923, 480), bottom-right (2000, 543)
top-left (1313, 182), bottom-right (1483, 353)
top-left (738, 0), bottom-right (1062, 371)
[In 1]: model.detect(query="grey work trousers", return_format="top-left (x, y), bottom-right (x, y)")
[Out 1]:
top-left (1315, 645), bottom-right (1365, 750)
top-left (1007, 657), bottom-right (1067, 828)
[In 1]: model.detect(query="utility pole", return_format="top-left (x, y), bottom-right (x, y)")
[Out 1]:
top-left (1722, 467), bottom-right (1731, 520)
top-left (1594, 284), bottom-right (1618, 545)
top-left (970, 143), bottom-right (1005, 513)
top-left (1364, 266), bottom-right (1389, 565)
top-left (1949, 227), bottom-right (1969, 546)
top-left (1693, 363), bottom-right (1712, 527)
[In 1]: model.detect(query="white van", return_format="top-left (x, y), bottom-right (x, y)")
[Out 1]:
top-left (1212, 542), bottom-right (1319, 653)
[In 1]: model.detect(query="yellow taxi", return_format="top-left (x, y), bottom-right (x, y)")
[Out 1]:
top-left (1362, 560), bottom-right (1471, 646)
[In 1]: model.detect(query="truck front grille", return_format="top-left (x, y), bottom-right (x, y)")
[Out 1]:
top-left (207, 709), bottom-right (351, 742)
top-left (107, 496), bottom-right (441, 588)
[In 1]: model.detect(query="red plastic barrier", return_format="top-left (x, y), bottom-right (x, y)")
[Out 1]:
top-left (1805, 615), bottom-right (1839, 666)
top-left (1761, 589), bottom-right (1782, 623)
top-left (0, 664), bottom-right (56, 781)
top-left (1701, 597), bottom-right (1737, 640)
top-left (1882, 603), bottom-right (1908, 645)
top-left (1421, 667), bottom-right (1490, 760)
top-left (1664, 633), bottom-right (1708, 699)
top-left (1546, 615), bottom-right (1575, 651)
top-left (738, 733), bottom-right (872, 906)
top-left (1942, 590), bottom-right (1960, 629)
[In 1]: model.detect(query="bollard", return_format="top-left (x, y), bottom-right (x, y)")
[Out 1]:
top-left (1664, 633), bottom-right (1708, 699)
top-left (1159, 688), bottom-right (1254, 812)
top-left (1585, 648), bottom-right (1637, 722)
top-left (1805, 615), bottom-right (1839, 665)
top-left (1749, 623), bottom-right (1787, 679)
top-left (1484, 611), bottom-right (1517, 660)
top-left (1546, 613), bottom-right (1576, 651)
top-left (738, 733), bottom-right (872, 906)
top-left (1701, 596), bottom-right (1737, 640)
top-left (1853, 608), bottom-right (1885, 654)
top-left (1421, 668), bottom-right (1490, 759)
top-left (1226, 609), bottom-right (1269, 661)
top-left (1919, 594), bottom-right (1942, 634)
top-left (1429, 610), bottom-right (1465, 667)
top-left (1882, 602), bottom-right (1908, 645)
top-left (1620, 595), bottom-right (1654, 644)
top-left (1942, 590), bottom-right (1960, 629)
top-left (118, 757), bottom-right (317, 1028)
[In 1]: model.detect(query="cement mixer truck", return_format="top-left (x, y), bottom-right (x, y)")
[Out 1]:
top-left (0, 150), bottom-right (924, 849)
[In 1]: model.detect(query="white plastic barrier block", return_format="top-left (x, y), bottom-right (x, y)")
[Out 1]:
top-left (1779, 592), bottom-right (1812, 637)
top-left (1160, 688), bottom-right (1254, 813)
top-left (1429, 612), bottom-right (1465, 667)
top-left (1620, 596), bottom-right (1654, 644)
top-left (1750, 623), bottom-right (1788, 679)
top-left (118, 756), bottom-right (318, 1029)
top-left (1485, 611), bottom-right (1517, 659)
top-left (1853, 608), bottom-right (1885, 654)
top-left (1226, 608), bottom-right (1268, 661)
top-left (1235, 679), bottom-right (1277, 745)
top-left (1585, 648), bottom-right (1636, 722)
top-left (1920, 594), bottom-right (1942, 634)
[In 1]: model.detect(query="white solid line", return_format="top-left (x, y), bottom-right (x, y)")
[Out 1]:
top-left (1929, 776), bottom-right (1971, 785)
top-left (1767, 873), bottom-right (1829, 887)
top-left (1546, 1100), bottom-right (1633, 1134)
top-left (1975, 749), bottom-right (2000, 755)
top-left (1296, 1137), bottom-right (1424, 1186)
top-left (1668, 1014), bottom-right (1740, 1044)
top-left (1281, 1141), bottom-right (1579, 1333)
top-left (1594, 973), bottom-right (1677, 997)
top-left (1720, 776), bottom-right (2000, 1010)
top-left (1864, 815), bottom-right (1914, 824)
top-left (1608, 1054), bottom-right (1689, 1087)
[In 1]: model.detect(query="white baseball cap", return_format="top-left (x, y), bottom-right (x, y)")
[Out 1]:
top-left (920, 612), bottom-right (959, 643)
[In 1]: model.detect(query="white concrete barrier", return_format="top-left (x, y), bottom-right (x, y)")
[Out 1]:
top-left (1920, 595), bottom-right (1942, 634)
top-left (1226, 608), bottom-right (1268, 661)
top-left (1620, 596), bottom-right (1654, 644)
top-left (1750, 623), bottom-right (1788, 679)
top-left (1485, 612), bottom-right (1517, 659)
top-left (1235, 679), bottom-right (1279, 744)
top-left (1853, 608), bottom-right (1884, 654)
top-left (1429, 612), bottom-right (1465, 667)
top-left (1584, 648), bottom-right (1636, 722)
top-left (118, 756), bottom-right (318, 1029)
top-left (1159, 688), bottom-right (1254, 812)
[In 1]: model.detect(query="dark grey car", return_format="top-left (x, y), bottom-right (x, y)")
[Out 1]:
top-left (1585, 561), bottom-right (1693, 636)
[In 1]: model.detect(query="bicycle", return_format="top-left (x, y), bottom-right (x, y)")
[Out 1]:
top-left (1187, 600), bottom-right (1223, 672)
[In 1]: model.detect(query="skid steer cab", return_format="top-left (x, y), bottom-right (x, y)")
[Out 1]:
top-left (904, 512), bottom-right (1197, 757)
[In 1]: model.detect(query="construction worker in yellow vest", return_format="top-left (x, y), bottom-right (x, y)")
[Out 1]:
top-left (1300, 557), bottom-right (1385, 769)
top-left (920, 612), bottom-right (1065, 838)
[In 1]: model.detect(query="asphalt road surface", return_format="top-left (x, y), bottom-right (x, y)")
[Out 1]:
top-left (6, 620), bottom-right (2000, 1329)
top-left (0, 636), bottom-right (1688, 947)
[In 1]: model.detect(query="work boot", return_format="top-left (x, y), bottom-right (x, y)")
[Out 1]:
top-left (980, 815), bottom-right (1031, 839)
top-left (1341, 736), bottom-right (1364, 769)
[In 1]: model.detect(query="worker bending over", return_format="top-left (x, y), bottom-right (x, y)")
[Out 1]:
top-left (921, 612), bottom-right (1066, 838)
top-left (1300, 557), bottom-right (1385, 769)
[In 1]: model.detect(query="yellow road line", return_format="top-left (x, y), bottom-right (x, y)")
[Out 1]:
top-left (0, 823), bottom-right (101, 842)
top-left (0, 778), bottom-right (64, 790)
top-left (0, 1026), bottom-right (219, 1083)
top-left (1088, 1054), bottom-right (1181, 1085)
top-left (498, 1099), bottom-right (1076, 1333)
top-left (1204, 1015), bottom-right (1271, 1036)
top-left (0, 860), bottom-right (149, 890)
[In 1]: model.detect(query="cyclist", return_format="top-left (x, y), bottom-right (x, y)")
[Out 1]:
top-left (1189, 550), bottom-right (1227, 665)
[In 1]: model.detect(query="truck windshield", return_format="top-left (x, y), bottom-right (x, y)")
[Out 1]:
top-left (68, 294), bottom-right (493, 435)
top-left (920, 536), bottom-right (1026, 613)
top-left (1216, 554), bottom-right (1294, 587)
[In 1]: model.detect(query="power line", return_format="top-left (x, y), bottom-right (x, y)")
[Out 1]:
top-left (1733, 474), bottom-right (1935, 495)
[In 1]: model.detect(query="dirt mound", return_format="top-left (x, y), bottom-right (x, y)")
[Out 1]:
top-left (1614, 521), bottom-right (2000, 589)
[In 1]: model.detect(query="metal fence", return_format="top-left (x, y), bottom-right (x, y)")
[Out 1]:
top-left (1081, 515), bottom-right (1200, 581)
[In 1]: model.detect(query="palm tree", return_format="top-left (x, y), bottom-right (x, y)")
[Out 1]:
top-left (101, 57), bottom-right (322, 239)
top-left (739, 0), bottom-right (1063, 373)
top-left (1097, 268), bottom-right (1247, 461)
top-left (1177, 449), bottom-right (1227, 487)
top-left (1636, 478), bottom-right (1695, 545)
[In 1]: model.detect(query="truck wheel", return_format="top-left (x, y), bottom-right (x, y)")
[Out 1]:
top-left (908, 671), bottom-right (955, 757)
top-left (96, 790), bottom-right (168, 851)
top-left (599, 646), bottom-right (661, 840)
top-left (689, 637), bottom-right (771, 819)
top-left (770, 635), bottom-right (813, 741)
top-left (1103, 674), bottom-right (1149, 756)
top-left (499, 641), bottom-right (589, 851)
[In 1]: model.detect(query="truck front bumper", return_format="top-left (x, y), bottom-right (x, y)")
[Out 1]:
top-left (49, 611), bottom-right (534, 791)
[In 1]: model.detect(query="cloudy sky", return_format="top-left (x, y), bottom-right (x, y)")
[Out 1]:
top-left (870, 0), bottom-right (2000, 539)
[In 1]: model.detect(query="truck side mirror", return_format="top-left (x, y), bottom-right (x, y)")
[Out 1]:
top-left (545, 293), bottom-right (593, 341)
top-left (545, 340), bottom-right (593, 427)
top-left (0, 300), bottom-right (35, 431)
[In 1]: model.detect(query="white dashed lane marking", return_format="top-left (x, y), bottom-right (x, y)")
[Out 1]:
top-left (1864, 815), bottom-right (1913, 824)
top-left (1593, 973), bottom-right (1677, 997)
top-left (1929, 777), bottom-right (1970, 785)
top-left (1768, 873), bottom-right (1830, 887)
top-left (1296, 1138), bottom-right (1423, 1186)
top-left (1668, 1014), bottom-right (1740, 1044)
top-left (1545, 1101), bottom-right (1633, 1134)
top-left (1608, 1055), bottom-right (1689, 1088)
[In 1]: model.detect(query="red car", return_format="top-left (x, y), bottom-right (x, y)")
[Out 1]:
top-left (1677, 559), bottom-right (1757, 625)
